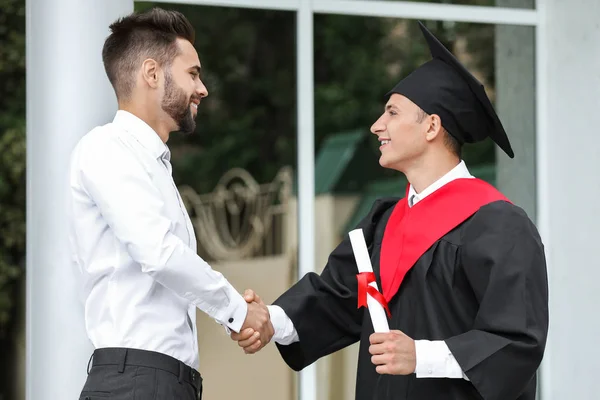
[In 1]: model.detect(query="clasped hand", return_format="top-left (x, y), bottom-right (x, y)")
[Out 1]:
top-left (232, 289), bottom-right (274, 354)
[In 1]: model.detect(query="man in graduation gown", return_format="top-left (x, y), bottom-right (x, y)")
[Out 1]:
top-left (232, 21), bottom-right (548, 400)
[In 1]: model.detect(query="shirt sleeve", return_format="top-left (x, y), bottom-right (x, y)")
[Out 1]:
top-left (74, 134), bottom-right (247, 332)
top-left (414, 340), bottom-right (470, 380)
top-left (267, 305), bottom-right (300, 345)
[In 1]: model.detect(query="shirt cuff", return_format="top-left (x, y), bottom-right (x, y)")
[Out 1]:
top-left (267, 305), bottom-right (300, 345)
top-left (216, 289), bottom-right (247, 333)
top-left (414, 339), bottom-right (469, 380)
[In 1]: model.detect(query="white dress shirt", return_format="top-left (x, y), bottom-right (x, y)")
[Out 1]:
top-left (267, 160), bottom-right (473, 380)
top-left (68, 110), bottom-right (247, 369)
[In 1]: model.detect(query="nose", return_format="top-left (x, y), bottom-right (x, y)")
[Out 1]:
top-left (196, 79), bottom-right (208, 98)
top-left (370, 115), bottom-right (386, 135)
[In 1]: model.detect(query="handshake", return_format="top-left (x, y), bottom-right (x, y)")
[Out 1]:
top-left (233, 289), bottom-right (274, 354)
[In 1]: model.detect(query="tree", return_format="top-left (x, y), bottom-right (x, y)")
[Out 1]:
top-left (0, 0), bottom-right (26, 398)
top-left (0, 0), bottom-right (26, 336)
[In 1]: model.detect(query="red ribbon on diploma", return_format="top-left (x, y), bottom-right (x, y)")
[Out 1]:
top-left (357, 272), bottom-right (391, 318)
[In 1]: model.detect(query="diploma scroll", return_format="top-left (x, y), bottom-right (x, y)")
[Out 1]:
top-left (349, 229), bottom-right (390, 333)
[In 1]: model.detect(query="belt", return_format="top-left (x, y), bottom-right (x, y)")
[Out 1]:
top-left (90, 347), bottom-right (202, 393)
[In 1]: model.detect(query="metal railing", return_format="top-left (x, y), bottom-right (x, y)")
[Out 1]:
top-left (179, 167), bottom-right (293, 262)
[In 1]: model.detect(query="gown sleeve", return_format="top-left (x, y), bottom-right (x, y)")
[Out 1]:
top-left (273, 198), bottom-right (397, 371)
top-left (445, 201), bottom-right (549, 400)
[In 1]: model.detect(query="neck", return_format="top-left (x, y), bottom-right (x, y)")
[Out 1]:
top-left (119, 98), bottom-right (171, 143)
top-left (404, 152), bottom-right (461, 194)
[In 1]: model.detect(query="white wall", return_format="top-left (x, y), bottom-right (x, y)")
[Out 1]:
top-left (495, 0), bottom-right (536, 220)
top-left (539, 0), bottom-right (600, 398)
top-left (26, 1), bottom-right (134, 399)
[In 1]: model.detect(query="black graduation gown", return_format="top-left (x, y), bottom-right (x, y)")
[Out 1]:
top-left (273, 197), bottom-right (549, 400)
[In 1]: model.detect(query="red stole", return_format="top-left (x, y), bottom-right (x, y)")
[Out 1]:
top-left (379, 178), bottom-right (510, 302)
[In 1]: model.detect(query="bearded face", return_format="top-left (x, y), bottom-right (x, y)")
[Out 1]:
top-left (161, 69), bottom-right (200, 134)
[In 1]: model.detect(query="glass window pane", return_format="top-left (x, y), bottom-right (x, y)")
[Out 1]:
top-left (313, 16), bottom-right (536, 398)
top-left (135, 2), bottom-right (297, 399)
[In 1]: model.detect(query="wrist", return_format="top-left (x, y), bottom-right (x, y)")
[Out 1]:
top-left (220, 291), bottom-right (247, 333)
top-left (410, 338), bottom-right (417, 373)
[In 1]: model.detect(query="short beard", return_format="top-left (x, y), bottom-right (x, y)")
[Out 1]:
top-left (161, 69), bottom-right (196, 134)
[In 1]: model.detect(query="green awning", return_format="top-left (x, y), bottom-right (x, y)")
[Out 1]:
top-left (314, 129), bottom-right (366, 195)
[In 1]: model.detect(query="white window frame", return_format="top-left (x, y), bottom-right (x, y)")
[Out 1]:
top-left (138, 1), bottom-right (548, 399)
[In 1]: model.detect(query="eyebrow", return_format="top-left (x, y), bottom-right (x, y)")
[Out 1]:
top-left (385, 104), bottom-right (399, 112)
top-left (189, 65), bottom-right (201, 74)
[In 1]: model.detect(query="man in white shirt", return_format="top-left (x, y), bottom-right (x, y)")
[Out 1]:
top-left (68, 8), bottom-right (272, 400)
top-left (233, 21), bottom-right (548, 400)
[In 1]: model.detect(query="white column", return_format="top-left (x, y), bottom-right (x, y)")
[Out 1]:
top-left (296, 1), bottom-right (317, 400)
top-left (26, 1), bottom-right (134, 399)
top-left (537, 0), bottom-right (600, 399)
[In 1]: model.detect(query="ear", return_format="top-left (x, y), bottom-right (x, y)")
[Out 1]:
top-left (424, 114), bottom-right (444, 142)
top-left (141, 58), bottom-right (160, 89)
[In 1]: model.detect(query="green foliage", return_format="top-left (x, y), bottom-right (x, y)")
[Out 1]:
top-left (0, 0), bottom-right (26, 117)
top-left (137, 2), bottom-right (498, 193)
top-left (0, 0), bottom-right (25, 335)
top-left (0, 124), bottom-right (25, 334)
top-left (135, 3), bottom-right (296, 193)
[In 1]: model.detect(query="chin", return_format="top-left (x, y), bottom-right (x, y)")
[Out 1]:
top-left (379, 156), bottom-right (405, 172)
top-left (177, 119), bottom-right (196, 135)
top-left (379, 156), bottom-right (393, 169)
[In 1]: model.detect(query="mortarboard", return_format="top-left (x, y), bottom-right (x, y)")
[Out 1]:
top-left (386, 21), bottom-right (514, 158)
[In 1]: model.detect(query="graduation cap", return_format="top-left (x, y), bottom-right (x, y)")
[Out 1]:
top-left (386, 21), bottom-right (514, 158)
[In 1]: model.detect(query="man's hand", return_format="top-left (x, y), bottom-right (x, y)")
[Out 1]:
top-left (369, 330), bottom-right (416, 375)
top-left (232, 289), bottom-right (273, 354)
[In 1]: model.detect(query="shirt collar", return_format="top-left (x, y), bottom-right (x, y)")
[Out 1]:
top-left (113, 110), bottom-right (170, 160)
top-left (407, 160), bottom-right (473, 207)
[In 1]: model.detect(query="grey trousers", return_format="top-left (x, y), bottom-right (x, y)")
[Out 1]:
top-left (79, 348), bottom-right (202, 400)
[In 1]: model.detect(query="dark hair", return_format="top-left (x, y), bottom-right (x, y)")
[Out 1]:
top-left (442, 129), bottom-right (462, 158)
top-left (415, 108), bottom-right (462, 158)
top-left (102, 7), bottom-right (195, 100)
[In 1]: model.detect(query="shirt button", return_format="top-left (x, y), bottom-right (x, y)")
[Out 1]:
top-left (428, 369), bottom-right (433, 374)
top-left (228, 318), bottom-right (234, 323)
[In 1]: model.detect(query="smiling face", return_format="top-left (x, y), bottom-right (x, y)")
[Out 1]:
top-left (370, 93), bottom-right (434, 172)
top-left (159, 38), bottom-right (208, 134)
